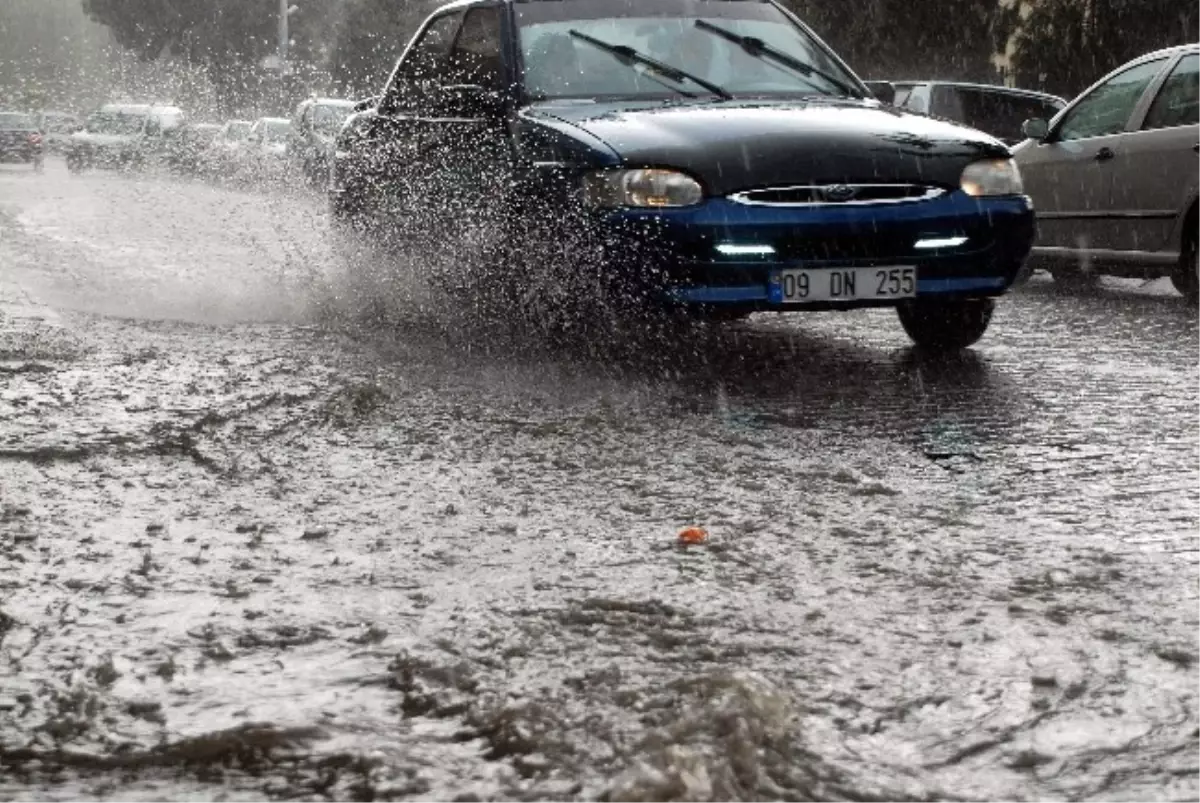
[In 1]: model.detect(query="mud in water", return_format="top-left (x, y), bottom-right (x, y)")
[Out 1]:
top-left (0, 161), bottom-right (1197, 801)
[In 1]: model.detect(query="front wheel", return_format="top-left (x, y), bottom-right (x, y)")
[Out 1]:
top-left (896, 297), bottom-right (995, 351)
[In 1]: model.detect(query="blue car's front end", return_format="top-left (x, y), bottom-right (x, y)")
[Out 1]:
top-left (521, 99), bottom-right (1036, 318)
top-left (592, 188), bottom-right (1035, 313)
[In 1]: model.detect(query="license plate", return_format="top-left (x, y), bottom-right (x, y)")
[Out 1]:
top-left (771, 266), bottom-right (917, 304)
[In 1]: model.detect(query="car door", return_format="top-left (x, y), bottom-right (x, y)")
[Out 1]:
top-left (417, 3), bottom-right (515, 246)
top-left (1016, 56), bottom-right (1169, 251)
top-left (1107, 52), bottom-right (1199, 254)
top-left (354, 9), bottom-right (465, 228)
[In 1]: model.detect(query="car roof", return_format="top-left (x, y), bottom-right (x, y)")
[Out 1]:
top-left (889, 80), bottom-right (1066, 104)
top-left (1135, 43), bottom-right (1199, 61)
top-left (258, 117), bottom-right (291, 124)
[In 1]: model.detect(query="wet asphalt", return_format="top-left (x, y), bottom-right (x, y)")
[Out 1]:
top-left (0, 158), bottom-right (1196, 802)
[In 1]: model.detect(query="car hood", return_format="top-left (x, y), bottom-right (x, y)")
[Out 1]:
top-left (72, 132), bottom-right (140, 148)
top-left (528, 98), bottom-right (1009, 194)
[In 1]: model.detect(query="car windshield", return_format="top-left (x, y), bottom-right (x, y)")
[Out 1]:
top-left (312, 103), bottom-right (355, 134)
top-left (0, 112), bottom-right (35, 129)
top-left (516, 0), bottom-right (858, 101)
top-left (86, 111), bottom-right (147, 135)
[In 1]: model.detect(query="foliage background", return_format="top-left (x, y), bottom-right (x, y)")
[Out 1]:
top-left (0, 0), bottom-right (1195, 115)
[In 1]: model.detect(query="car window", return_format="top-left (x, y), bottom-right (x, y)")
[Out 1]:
top-left (1143, 53), bottom-right (1199, 130)
top-left (391, 11), bottom-right (465, 92)
top-left (892, 86), bottom-right (913, 107)
top-left (1056, 57), bottom-right (1167, 141)
top-left (312, 104), bottom-right (355, 134)
top-left (516, 0), bottom-right (858, 101)
top-left (950, 88), bottom-right (1067, 142)
top-left (446, 6), bottom-right (505, 90)
top-left (902, 90), bottom-right (928, 114)
top-left (261, 122), bottom-right (291, 143)
top-left (931, 85), bottom-right (964, 121)
top-left (0, 112), bottom-right (35, 129)
top-left (86, 111), bottom-right (147, 135)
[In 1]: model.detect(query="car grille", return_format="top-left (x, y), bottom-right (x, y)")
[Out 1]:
top-left (729, 183), bottom-right (945, 207)
top-left (775, 231), bottom-right (932, 261)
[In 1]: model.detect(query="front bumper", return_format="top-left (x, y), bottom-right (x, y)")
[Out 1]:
top-left (589, 191), bottom-right (1035, 310)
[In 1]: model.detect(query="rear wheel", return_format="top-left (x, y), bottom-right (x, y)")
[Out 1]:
top-left (1170, 220), bottom-right (1198, 304)
top-left (896, 297), bottom-right (995, 351)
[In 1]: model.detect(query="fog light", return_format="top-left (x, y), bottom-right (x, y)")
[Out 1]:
top-left (716, 243), bottom-right (775, 257)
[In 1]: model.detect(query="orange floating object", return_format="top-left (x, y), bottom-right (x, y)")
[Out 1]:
top-left (678, 526), bottom-right (708, 545)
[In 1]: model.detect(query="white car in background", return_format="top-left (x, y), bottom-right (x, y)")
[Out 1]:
top-left (66, 103), bottom-right (187, 172)
top-left (203, 119), bottom-right (253, 178)
top-left (235, 117), bottom-right (293, 183)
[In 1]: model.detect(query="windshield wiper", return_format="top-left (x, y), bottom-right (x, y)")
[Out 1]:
top-left (692, 19), bottom-right (861, 98)
top-left (567, 29), bottom-right (733, 101)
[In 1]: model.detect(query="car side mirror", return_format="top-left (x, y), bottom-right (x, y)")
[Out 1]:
top-left (1021, 117), bottom-right (1049, 141)
top-left (864, 80), bottom-right (896, 105)
top-left (437, 84), bottom-right (505, 119)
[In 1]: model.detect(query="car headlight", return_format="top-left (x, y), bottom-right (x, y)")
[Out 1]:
top-left (582, 168), bottom-right (703, 209)
top-left (960, 158), bottom-right (1024, 197)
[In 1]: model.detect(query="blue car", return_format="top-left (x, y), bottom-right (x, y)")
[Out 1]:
top-left (332, 0), bottom-right (1035, 350)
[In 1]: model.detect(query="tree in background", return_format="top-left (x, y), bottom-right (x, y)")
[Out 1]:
top-left (1009, 0), bottom-right (1198, 97)
top-left (787, 0), bottom-right (1019, 83)
top-left (329, 0), bottom-right (440, 97)
top-left (81, 0), bottom-right (341, 112)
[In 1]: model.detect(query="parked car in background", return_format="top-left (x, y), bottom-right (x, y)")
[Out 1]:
top-left (66, 103), bottom-right (187, 172)
top-left (203, 119), bottom-right (253, 177)
top-left (0, 111), bottom-right (45, 172)
top-left (333, 0), bottom-right (1036, 350)
top-left (67, 103), bottom-right (151, 171)
top-left (35, 110), bottom-right (80, 154)
top-left (236, 117), bottom-right (293, 183)
top-left (289, 97), bottom-right (357, 186)
top-left (1014, 44), bottom-right (1198, 301)
top-left (165, 122), bottom-right (222, 175)
top-left (868, 80), bottom-right (1066, 145)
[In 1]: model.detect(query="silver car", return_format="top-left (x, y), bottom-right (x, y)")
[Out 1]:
top-left (1014, 45), bottom-right (1198, 301)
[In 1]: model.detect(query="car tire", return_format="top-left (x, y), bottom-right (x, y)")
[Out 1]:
top-left (1170, 223), bottom-right (1198, 304)
top-left (896, 297), bottom-right (995, 351)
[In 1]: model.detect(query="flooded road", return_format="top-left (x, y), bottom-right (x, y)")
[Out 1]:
top-left (1, 159), bottom-right (1197, 801)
